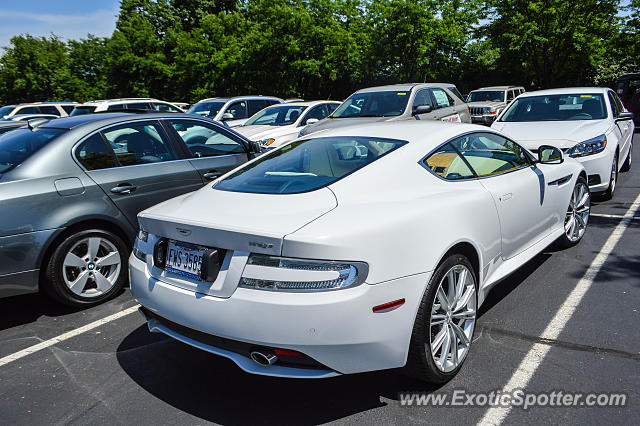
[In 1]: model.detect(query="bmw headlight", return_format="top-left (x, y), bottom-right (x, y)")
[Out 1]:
top-left (568, 134), bottom-right (607, 158)
top-left (239, 254), bottom-right (368, 292)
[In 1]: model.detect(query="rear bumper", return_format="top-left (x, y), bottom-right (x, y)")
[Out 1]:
top-left (129, 254), bottom-right (429, 377)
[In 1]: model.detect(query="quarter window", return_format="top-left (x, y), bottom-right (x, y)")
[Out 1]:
top-left (226, 101), bottom-right (248, 119)
top-left (423, 143), bottom-right (475, 180)
top-left (413, 89), bottom-right (434, 108)
top-left (76, 134), bottom-right (117, 170)
top-left (453, 133), bottom-right (531, 177)
top-left (40, 106), bottom-right (60, 115)
top-left (169, 120), bottom-right (245, 157)
top-left (608, 91), bottom-right (621, 117)
top-left (101, 122), bottom-right (176, 166)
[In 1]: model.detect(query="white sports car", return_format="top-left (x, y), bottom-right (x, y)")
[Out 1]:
top-left (129, 121), bottom-right (589, 383)
top-left (234, 101), bottom-right (341, 149)
top-left (492, 87), bottom-right (635, 199)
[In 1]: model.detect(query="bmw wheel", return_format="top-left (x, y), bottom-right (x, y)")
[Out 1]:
top-left (45, 229), bottom-right (128, 307)
top-left (405, 254), bottom-right (477, 383)
top-left (557, 176), bottom-right (590, 248)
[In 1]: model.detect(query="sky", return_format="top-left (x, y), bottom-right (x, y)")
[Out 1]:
top-left (0, 0), bottom-right (121, 49)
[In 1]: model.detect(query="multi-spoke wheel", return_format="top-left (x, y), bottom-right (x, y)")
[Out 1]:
top-left (405, 254), bottom-right (477, 383)
top-left (45, 229), bottom-right (128, 306)
top-left (557, 176), bottom-right (590, 248)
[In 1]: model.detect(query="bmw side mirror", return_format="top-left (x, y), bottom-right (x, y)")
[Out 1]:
top-left (221, 112), bottom-right (234, 121)
top-left (249, 140), bottom-right (262, 153)
top-left (538, 145), bottom-right (563, 164)
top-left (412, 105), bottom-right (432, 116)
top-left (616, 112), bottom-right (634, 121)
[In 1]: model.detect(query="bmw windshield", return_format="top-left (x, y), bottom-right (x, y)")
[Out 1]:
top-left (500, 94), bottom-right (607, 122)
top-left (331, 91), bottom-right (410, 118)
top-left (215, 136), bottom-right (407, 194)
top-left (0, 128), bottom-right (65, 173)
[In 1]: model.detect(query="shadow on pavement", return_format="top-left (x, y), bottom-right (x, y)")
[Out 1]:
top-left (116, 325), bottom-right (440, 425)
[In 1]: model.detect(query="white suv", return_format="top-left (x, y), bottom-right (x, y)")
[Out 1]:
top-left (0, 102), bottom-right (78, 119)
top-left (187, 96), bottom-right (283, 127)
top-left (70, 98), bottom-right (184, 116)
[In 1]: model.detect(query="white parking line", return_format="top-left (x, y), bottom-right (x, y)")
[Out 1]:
top-left (478, 192), bottom-right (640, 426)
top-left (0, 304), bottom-right (139, 368)
top-left (590, 213), bottom-right (640, 220)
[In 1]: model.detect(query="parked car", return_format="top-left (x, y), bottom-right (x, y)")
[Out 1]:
top-left (0, 102), bottom-right (78, 119)
top-left (0, 112), bottom-right (261, 306)
top-left (615, 73), bottom-right (640, 127)
top-left (298, 83), bottom-right (470, 137)
top-left (467, 86), bottom-right (525, 125)
top-left (10, 114), bottom-right (59, 122)
top-left (187, 96), bottom-right (283, 127)
top-left (130, 120), bottom-right (588, 383)
top-left (70, 98), bottom-right (184, 116)
top-left (492, 87), bottom-right (634, 199)
top-left (234, 101), bottom-right (341, 149)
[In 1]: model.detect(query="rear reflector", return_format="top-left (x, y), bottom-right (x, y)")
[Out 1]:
top-left (372, 298), bottom-right (405, 312)
top-left (274, 348), bottom-right (303, 357)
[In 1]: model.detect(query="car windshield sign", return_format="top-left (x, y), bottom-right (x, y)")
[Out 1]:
top-left (188, 101), bottom-right (226, 118)
top-left (0, 128), bottom-right (65, 173)
top-left (500, 94), bottom-right (607, 122)
top-left (245, 105), bottom-right (308, 126)
top-left (468, 91), bottom-right (504, 102)
top-left (215, 136), bottom-right (407, 194)
top-left (331, 91), bottom-right (410, 118)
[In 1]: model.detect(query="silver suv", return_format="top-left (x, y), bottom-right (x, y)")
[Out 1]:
top-left (299, 83), bottom-right (470, 137)
top-left (467, 86), bottom-right (525, 125)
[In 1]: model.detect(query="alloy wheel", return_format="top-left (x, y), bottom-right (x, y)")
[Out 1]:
top-left (564, 180), bottom-right (590, 242)
top-left (62, 237), bottom-right (122, 297)
top-left (429, 264), bottom-right (476, 373)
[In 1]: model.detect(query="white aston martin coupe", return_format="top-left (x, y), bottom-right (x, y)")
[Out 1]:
top-left (130, 121), bottom-right (589, 383)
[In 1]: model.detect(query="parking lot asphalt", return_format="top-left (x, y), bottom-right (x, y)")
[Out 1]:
top-left (1, 135), bottom-right (638, 425)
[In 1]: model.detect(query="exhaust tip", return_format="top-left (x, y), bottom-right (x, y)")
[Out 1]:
top-left (250, 351), bottom-right (278, 366)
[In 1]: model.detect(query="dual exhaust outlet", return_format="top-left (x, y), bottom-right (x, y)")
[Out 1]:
top-left (250, 351), bottom-right (278, 366)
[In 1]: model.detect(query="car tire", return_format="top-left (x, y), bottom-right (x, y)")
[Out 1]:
top-left (404, 254), bottom-right (477, 383)
top-left (44, 229), bottom-right (128, 307)
top-left (556, 176), bottom-right (590, 248)
top-left (602, 152), bottom-right (618, 200)
top-left (621, 143), bottom-right (632, 172)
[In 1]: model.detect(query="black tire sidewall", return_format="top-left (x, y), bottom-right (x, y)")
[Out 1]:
top-left (45, 229), bottom-right (128, 306)
top-left (405, 254), bottom-right (477, 383)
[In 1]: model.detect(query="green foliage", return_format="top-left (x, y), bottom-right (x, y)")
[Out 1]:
top-left (0, 0), bottom-right (636, 105)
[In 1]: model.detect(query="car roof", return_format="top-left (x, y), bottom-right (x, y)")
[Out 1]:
top-left (195, 96), bottom-right (283, 103)
top-left (356, 83), bottom-right (457, 93)
top-left (518, 87), bottom-right (608, 97)
top-left (265, 100), bottom-right (340, 107)
top-left (471, 86), bottom-right (522, 91)
top-left (14, 101), bottom-right (77, 106)
top-left (39, 112), bottom-right (205, 130)
top-left (78, 98), bottom-right (163, 105)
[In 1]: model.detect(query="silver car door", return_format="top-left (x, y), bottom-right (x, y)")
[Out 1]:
top-left (82, 120), bottom-right (204, 228)
top-left (430, 88), bottom-right (458, 122)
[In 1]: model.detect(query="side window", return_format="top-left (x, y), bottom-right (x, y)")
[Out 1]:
top-left (226, 101), bottom-right (248, 119)
top-left (102, 121), bottom-right (176, 166)
top-left (62, 105), bottom-right (75, 114)
top-left (302, 105), bottom-right (329, 124)
top-left (266, 99), bottom-right (281, 107)
top-left (423, 143), bottom-right (475, 180)
top-left (248, 100), bottom-right (268, 116)
top-left (613, 92), bottom-right (625, 113)
top-left (430, 89), bottom-right (453, 109)
top-left (107, 104), bottom-right (125, 110)
top-left (413, 89), bottom-right (434, 108)
top-left (40, 106), bottom-right (60, 115)
top-left (507, 90), bottom-right (515, 102)
top-left (16, 106), bottom-right (39, 114)
top-left (169, 120), bottom-right (246, 157)
top-left (327, 103), bottom-right (339, 113)
top-left (76, 133), bottom-right (117, 170)
top-left (152, 102), bottom-right (181, 113)
top-left (453, 132), bottom-right (531, 177)
top-left (608, 92), bottom-right (621, 117)
top-left (126, 102), bottom-right (152, 110)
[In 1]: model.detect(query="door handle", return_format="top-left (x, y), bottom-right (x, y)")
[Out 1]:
top-left (203, 170), bottom-right (222, 179)
top-left (499, 193), bottom-right (512, 202)
top-left (110, 183), bottom-right (137, 194)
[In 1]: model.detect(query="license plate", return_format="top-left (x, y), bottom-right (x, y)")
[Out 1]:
top-left (165, 240), bottom-right (207, 280)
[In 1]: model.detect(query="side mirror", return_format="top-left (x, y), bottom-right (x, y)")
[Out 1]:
top-left (616, 112), bottom-right (634, 121)
top-left (305, 118), bottom-right (319, 125)
top-left (412, 105), bottom-right (433, 116)
top-left (249, 140), bottom-right (262, 153)
top-left (538, 145), bottom-right (563, 164)
top-left (221, 112), bottom-right (234, 121)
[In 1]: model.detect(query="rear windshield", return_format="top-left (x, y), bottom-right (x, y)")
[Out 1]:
top-left (70, 106), bottom-right (97, 116)
top-left (500, 94), bottom-right (607, 122)
top-left (188, 101), bottom-right (225, 118)
top-left (215, 136), bottom-right (407, 194)
top-left (0, 128), bottom-right (65, 173)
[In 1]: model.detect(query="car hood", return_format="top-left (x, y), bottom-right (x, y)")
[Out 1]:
top-left (467, 101), bottom-right (505, 108)
top-left (301, 116), bottom-right (399, 136)
top-left (234, 124), bottom-right (296, 141)
top-left (491, 119), bottom-right (611, 149)
top-left (137, 185), bottom-right (338, 256)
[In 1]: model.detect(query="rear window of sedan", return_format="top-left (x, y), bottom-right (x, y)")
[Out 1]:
top-left (215, 136), bottom-right (407, 194)
top-left (0, 128), bottom-right (66, 173)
